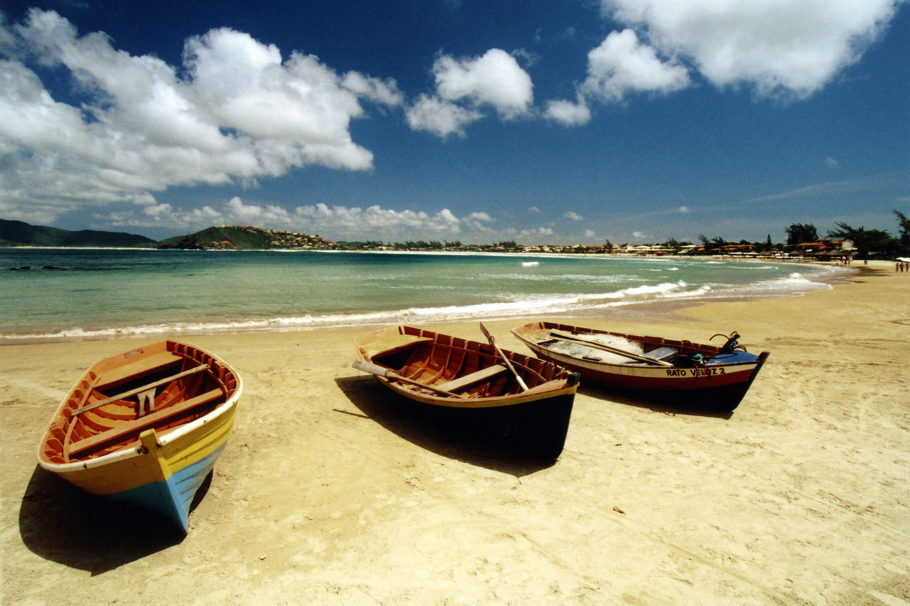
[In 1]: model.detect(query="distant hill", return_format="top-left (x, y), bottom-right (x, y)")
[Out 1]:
top-left (0, 219), bottom-right (157, 247)
top-left (0, 220), bottom-right (333, 250)
top-left (157, 225), bottom-right (334, 250)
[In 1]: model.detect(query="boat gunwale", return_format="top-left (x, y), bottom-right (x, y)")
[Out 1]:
top-left (522, 345), bottom-right (764, 375)
top-left (512, 321), bottom-right (770, 369)
top-left (356, 325), bottom-right (578, 408)
top-left (373, 374), bottom-right (579, 408)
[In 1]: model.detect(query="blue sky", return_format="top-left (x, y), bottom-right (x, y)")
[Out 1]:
top-left (1, 1), bottom-right (908, 244)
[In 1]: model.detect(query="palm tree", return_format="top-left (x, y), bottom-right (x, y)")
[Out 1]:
top-left (828, 222), bottom-right (895, 262)
top-left (894, 210), bottom-right (910, 254)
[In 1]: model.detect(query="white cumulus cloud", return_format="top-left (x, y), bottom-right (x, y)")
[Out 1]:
top-left (544, 98), bottom-right (592, 126)
top-left (547, 0), bottom-right (904, 124)
top-left (114, 197), bottom-right (512, 242)
top-left (294, 202), bottom-right (465, 240)
top-left (583, 29), bottom-right (690, 102)
top-left (601, 0), bottom-right (903, 99)
top-left (516, 226), bottom-right (555, 240)
top-left (463, 211), bottom-right (495, 233)
top-left (434, 48), bottom-right (533, 118)
top-left (407, 48), bottom-right (534, 137)
top-left (341, 71), bottom-right (405, 107)
top-left (0, 10), bottom-right (402, 223)
top-left (405, 94), bottom-right (483, 137)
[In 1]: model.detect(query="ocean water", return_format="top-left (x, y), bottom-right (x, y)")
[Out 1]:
top-left (0, 248), bottom-right (848, 342)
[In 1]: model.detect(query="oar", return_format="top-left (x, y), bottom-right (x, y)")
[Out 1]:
top-left (479, 322), bottom-right (529, 391)
top-left (352, 359), bottom-right (466, 398)
top-left (549, 329), bottom-right (673, 367)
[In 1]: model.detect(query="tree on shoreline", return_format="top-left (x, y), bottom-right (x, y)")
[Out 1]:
top-left (827, 222), bottom-right (895, 261)
top-left (786, 223), bottom-right (818, 245)
top-left (895, 210), bottom-right (910, 254)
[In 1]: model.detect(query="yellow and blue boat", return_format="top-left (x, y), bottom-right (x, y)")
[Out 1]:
top-left (37, 340), bottom-right (242, 532)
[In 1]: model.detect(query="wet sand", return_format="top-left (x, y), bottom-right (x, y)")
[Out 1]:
top-left (2, 260), bottom-right (909, 604)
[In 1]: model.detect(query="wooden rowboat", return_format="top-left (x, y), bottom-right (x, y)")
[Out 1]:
top-left (353, 325), bottom-right (580, 461)
top-left (37, 340), bottom-right (242, 532)
top-left (512, 321), bottom-right (769, 412)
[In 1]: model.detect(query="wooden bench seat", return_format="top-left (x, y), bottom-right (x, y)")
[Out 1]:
top-left (66, 388), bottom-right (224, 459)
top-left (95, 352), bottom-right (183, 390)
top-left (74, 363), bottom-right (210, 416)
top-left (437, 364), bottom-right (508, 391)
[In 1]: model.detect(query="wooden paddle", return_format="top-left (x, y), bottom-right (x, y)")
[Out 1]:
top-left (549, 329), bottom-right (674, 367)
top-left (479, 322), bottom-right (529, 391)
top-left (352, 359), bottom-right (466, 398)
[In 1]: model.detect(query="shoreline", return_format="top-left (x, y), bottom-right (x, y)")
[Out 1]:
top-left (2, 260), bottom-right (908, 603)
top-left (1, 258), bottom-right (853, 346)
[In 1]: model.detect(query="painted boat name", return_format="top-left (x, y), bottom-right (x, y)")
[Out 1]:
top-left (665, 367), bottom-right (727, 377)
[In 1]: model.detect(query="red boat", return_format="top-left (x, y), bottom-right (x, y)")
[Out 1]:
top-left (511, 321), bottom-right (768, 412)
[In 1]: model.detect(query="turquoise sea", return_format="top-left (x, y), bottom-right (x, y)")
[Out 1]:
top-left (1, 248), bottom-right (849, 342)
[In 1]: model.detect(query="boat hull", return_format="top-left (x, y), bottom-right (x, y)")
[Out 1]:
top-left (513, 322), bottom-right (769, 412)
top-left (355, 325), bottom-right (579, 460)
top-left (376, 373), bottom-right (577, 461)
top-left (37, 340), bottom-right (242, 532)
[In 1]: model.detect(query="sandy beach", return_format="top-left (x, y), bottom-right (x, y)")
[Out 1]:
top-left (2, 260), bottom-right (909, 604)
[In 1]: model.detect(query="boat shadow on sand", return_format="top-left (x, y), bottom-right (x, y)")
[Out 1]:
top-left (578, 386), bottom-right (735, 419)
top-left (335, 376), bottom-right (558, 477)
top-left (19, 465), bottom-right (206, 574)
